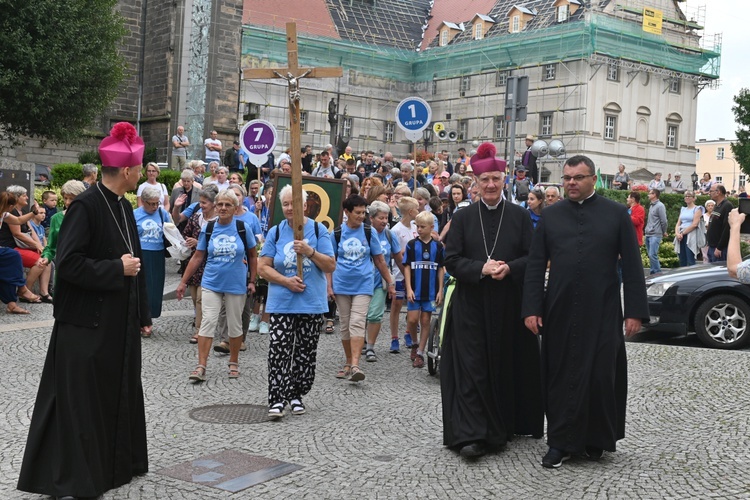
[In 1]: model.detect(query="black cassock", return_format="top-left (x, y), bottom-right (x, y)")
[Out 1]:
top-left (522, 194), bottom-right (648, 453)
top-left (442, 200), bottom-right (543, 449)
top-left (18, 183), bottom-right (150, 497)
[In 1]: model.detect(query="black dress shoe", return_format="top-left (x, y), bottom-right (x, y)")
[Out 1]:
top-left (585, 445), bottom-right (603, 460)
top-left (459, 441), bottom-right (487, 458)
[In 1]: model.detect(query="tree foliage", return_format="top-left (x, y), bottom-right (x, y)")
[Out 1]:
top-left (0, 0), bottom-right (126, 148)
top-left (732, 88), bottom-right (750, 175)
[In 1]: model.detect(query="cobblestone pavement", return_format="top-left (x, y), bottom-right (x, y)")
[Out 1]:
top-left (1, 264), bottom-right (750, 499)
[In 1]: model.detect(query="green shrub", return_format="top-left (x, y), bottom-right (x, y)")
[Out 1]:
top-left (50, 163), bottom-right (84, 188)
top-left (78, 150), bottom-right (100, 165)
top-left (640, 240), bottom-right (680, 269)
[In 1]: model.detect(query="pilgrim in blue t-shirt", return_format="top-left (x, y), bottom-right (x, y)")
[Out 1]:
top-left (261, 218), bottom-right (334, 314)
top-left (372, 228), bottom-right (398, 290)
top-left (181, 201), bottom-right (199, 220)
top-left (234, 208), bottom-right (263, 240)
top-left (197, 220), bottom-right (257, 295)
top-left (333, 224), bottom-right (383, 296)
top-left (134, 207), bottom-right (171, 251)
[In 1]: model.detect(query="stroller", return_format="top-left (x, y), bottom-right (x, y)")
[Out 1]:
top-left (426, 275), bottom-right (456, 376)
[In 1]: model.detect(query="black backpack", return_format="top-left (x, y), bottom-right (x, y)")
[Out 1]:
top-left (271, 219), bottom-right (323, 244)
top-left (204, 219), bottom-right (250, 256)
top-left (334, 223), bottom-right (372, 248)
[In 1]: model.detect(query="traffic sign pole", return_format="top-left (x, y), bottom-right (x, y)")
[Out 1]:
top-left (396, 97), bottom-right (432, 195)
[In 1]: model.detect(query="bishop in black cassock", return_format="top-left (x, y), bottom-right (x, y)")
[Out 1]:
top-left (523, 155), bottom-right (648, 468)
top-left (18, 123), bottom-right (150, 497)
top-left (441, 143), bottom-right (543, 459)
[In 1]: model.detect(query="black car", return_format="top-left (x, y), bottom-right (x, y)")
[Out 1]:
top-left (643, 263), bottom-right (750, 350)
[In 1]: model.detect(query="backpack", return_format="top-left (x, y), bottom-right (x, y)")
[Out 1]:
top-left (204, 219), bottom-right (250, 256)
top-left (271, 219), bottom-right (323, 244)
top-left (334, 223), bottom-right (372, 248)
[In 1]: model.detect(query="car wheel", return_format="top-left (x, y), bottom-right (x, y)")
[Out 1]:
top-left (694, 294), bottom-right (750, 349)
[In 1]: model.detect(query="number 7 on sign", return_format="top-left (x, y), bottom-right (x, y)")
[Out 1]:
top-left (253, 128), bottom-right (264, 142)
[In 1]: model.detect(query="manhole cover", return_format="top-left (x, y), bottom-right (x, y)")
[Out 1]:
top-left (189, 404), bottom-right (269, 424)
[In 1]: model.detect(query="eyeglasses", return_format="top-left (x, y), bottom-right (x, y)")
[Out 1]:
top-left (561, 174), bottom-right (594, 182)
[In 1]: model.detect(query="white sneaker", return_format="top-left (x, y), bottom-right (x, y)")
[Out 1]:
top-left (259, 321), bottom-right (270, 335)
top-left (248, 314), bottom-right (261, 332)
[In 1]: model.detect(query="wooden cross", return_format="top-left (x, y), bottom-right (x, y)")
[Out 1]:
top-left (244, 22), bottom-right (342, 277)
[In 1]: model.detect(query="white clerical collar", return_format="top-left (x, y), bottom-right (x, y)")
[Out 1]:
top-left (577, 191), bottom-right (596, 205)
top-left (481, 196), bottom-right (504, 210)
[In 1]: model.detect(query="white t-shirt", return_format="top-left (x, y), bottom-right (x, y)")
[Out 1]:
top-left (390, 219), bottom-right (417, 282)
top-left (203, 179), bottom-right (230, 191)
top-left (204, 138), bottom-right (222, 162)
top-left (137, 182), bottom-right (168, 208)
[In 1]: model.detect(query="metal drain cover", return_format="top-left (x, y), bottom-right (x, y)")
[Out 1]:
top-left (189, 404), bottom-right (269, 424)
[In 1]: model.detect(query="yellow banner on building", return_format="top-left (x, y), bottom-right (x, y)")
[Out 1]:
top-left (643, 8), bottom-right (663, 35)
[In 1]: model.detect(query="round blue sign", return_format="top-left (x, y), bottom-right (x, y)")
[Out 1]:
top-left (395, 97), bottom-right (432, 133)
top-left (239, 119), bottom-right (277, 157)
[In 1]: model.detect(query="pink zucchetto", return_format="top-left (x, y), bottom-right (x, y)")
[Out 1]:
top-left (469, 142), bottom-right (507, 176)
top-left (99, 122), bottom-right (145, 168)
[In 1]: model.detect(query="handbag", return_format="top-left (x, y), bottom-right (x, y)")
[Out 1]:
top-left (14, 231), bottom-right (35, 250)
top-left (158, 209), bottom-right (172, 257)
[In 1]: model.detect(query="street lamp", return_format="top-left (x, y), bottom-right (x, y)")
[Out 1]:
top-left (691, 171), bottom-right (699, 191)
top-left (722, 157), bottom-right (737, 190)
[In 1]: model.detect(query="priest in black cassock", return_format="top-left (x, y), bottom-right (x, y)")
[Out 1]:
top-left (523, 155), bottom-right (648, 469)
top-left (18, 123), bottom-right (150, 498)
top-left (441, 142), bottom-right (543, 459)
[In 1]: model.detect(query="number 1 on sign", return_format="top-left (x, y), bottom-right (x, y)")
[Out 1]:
top-left (253, 127), bottom-right (263, 141)
top-left (408, 104), bottom-right (416, 118)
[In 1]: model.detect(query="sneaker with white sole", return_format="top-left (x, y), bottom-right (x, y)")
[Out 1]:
top-left (404, 333), bottom-right (413, 348)
top-left (541, 447), bottom-right (571, 469)
top-left (390, 338), bottom-right (400, 353)
top-left (248, 314), bottom-right (261, 332)
top-left (259, 321), bottom-right (270, 335)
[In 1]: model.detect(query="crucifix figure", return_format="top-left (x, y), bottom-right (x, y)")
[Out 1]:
top-left (244, 22), bottom-right (342, 277)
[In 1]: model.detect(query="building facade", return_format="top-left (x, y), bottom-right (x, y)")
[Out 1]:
top-left (695, 138), bottom-right (741, 193)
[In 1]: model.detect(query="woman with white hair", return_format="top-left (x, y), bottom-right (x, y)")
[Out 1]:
top-left (701, 199), bottom-right (716, 262)
top-left (363, 200), bottom-right (405, 362)
top-left (137, 162), bottom-right (170, 211)
top-left (177, 189), bottom-right (257, 381)
top-left (258, 185), bottom-right (335, 418)
top-left (134, 185), bottom-right (173, 336)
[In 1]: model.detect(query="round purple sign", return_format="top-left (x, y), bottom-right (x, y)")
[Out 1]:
top-left (239, 119), bottom-right (277, 158)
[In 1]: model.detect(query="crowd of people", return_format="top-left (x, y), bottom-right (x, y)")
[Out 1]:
top-left (9, 121), bottom-right (748, 498)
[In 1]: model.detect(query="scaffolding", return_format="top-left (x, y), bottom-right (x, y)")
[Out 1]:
top-left (243, 11), bottom-right (720, 83)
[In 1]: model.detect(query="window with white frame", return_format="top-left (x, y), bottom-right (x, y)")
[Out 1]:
top-left (342, 117), bottom-right (353, 138)
top-left (540, 114), bottom-right (552, 136)
top-left (604, 115), bottom-right (617, 140)
top-left (440, 30), bottom-right (448, 47)
top-left (496, 70), bottom-right (507, 87)
top-left (669, 79), bottom-right (681, 94)
top-left (474, 23), bottom-right (483, 40)
top-left (299, 111), bottom-right (308, 132)
top-left (717, 147), bottom-right (725, 159)
top-left (696, 148), bottom-right (700, 161)
top-left (716, 175), bottom-right (723, 184)
top-left (557, 5), bottom-right (569, 22)
top-left (740, 174), bottom-right (746, 187)
top-left (607, 61), bottom-right (619, 81)
top-left (458, 120), bottom-right (468, 141)
top-left (666, 124), bottom-right (678, 149)
top-left (384, 121), bottom-right (394, 142)
top-left (544, 64), bottom-right (556, 81)
top-left (460, 75), bottom-right (471, 96)
top-left (511, 15), bottom-right (520, 33)
top-left (494, 116), bottom-right (504, 140)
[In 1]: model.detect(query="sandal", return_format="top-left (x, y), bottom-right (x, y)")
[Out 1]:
top-left (18, 287), bottom-right (40, 303)
top-left (268, 402), bottom-right (286, 420)
top-left (39, 294), bottom-right (53, 304)
top-left (140, 326), bottom-right (152, 338)
top-left (228, 362), bottom-right (240, 379)
top-left (348, 365), bottom-right (365, 382)
top-left (324, 319), bottom-right (335, 334)
top-left (189, 364), bottom-right (207, 383)
top-left (19, 295), bottom-right (41, 304)
top-left (335, 364), bottom-right (352, 379)
top-left (6, 304), bottom-right (30, 315)
top-left (189, 334), bottom-right (199, 344)
top-left (290, 399), bottom-right (306, 415)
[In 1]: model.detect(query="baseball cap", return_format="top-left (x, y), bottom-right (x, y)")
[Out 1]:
top-left (440, 171), bottom-right (450, 178)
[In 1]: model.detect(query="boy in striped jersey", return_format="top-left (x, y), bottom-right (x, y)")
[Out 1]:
top-left (403, 211), bottom-right (445, 368)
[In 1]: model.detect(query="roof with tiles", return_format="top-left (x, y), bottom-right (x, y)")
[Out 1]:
top-left (243, 0), bottom-right (340, 39)
top-left (420, 0), bottom-right (498, 51)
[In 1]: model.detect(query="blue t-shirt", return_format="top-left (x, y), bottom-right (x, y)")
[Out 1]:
top-left (402, 237), bottom-right (444, 302)
top-left (197, 220), bottom-right (257, 295)
top-left (134, 207), bottom-right (171, 251)
top-left (30, 221), bottom-right (45, 241)
top-left (182, 201), bottom-right (200, 220)
top-left (333, 224), bottom-right (383, 296)
top-left (373, 228), bottom-right (398, 290)
top-left (261, 218), bottom-right (334, 314)
top-left (235, 208), bottom-right (263, 239)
